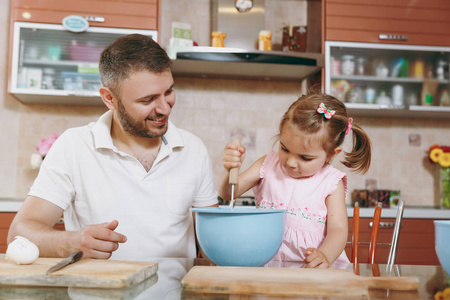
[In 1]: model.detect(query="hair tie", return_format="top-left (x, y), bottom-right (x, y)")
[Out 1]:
top-left (316, 102), bottom-right (335, 119)
top-left (345, 117), bottom-right (353, 135)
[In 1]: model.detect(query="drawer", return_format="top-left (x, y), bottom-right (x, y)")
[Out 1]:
top-left (346, 218), bottom-right (441, 265)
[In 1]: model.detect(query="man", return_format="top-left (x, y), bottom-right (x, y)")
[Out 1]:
top-left (8, 34), bottom-right (218, 260)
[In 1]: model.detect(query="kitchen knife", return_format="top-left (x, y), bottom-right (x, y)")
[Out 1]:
top-left (229, 138), bottom-right (241, 209)
top-left (46, 251), bottom-right (83, 275)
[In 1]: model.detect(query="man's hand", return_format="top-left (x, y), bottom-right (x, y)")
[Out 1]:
top-left (77, 220), bottom-right (127, 259)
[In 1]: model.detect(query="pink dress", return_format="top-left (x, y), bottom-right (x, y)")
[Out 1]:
top-left (252, 150), bottom-right (350, 266)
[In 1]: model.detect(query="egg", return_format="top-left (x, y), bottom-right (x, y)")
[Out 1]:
top-left (6, 236), bottom-right (40, 265)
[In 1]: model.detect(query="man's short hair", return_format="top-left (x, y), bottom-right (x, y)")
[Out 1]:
top-left (99, 34), bottom-right (172, 96)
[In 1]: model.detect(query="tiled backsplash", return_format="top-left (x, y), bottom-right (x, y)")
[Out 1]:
top-left (7, 77), bottom-right (450, 208)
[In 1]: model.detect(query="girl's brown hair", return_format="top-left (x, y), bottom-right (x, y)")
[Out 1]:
top-left (279, 92), bottom-right (371, 174)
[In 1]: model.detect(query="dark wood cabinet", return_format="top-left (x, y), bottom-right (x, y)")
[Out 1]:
top-left (325, 0), bottom-right (450, 46)
top-left (11, 0), bottom-right (160, 31)
top-left (345, 217), bottom-right (443, 265)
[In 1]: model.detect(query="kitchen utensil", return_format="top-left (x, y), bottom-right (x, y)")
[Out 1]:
top-left (229, 137), bottom-right (241, 209)
top-left (46, 250), bottom-right (83, 275)
top-left (434, 220), bottom-right (450, 275)
top-left (190, 207), bottom-right (284, 266)
top-left (182, 266), bottom-right (419, 297)
top-left (0, 257), bottom-right (158, 288)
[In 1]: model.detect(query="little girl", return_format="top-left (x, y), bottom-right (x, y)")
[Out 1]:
top-left (219, 92), bottom-right (371, 268)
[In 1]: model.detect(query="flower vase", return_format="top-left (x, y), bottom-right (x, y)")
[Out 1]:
top-left (441, 167), bottom-right (450, 209)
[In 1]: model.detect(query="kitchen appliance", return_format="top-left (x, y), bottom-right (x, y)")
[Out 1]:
top-left (167, 0), bottom-right (324, 82)
top-left (182, 266), bottom-right (419, 297)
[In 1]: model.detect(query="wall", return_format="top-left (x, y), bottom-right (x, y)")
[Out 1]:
top-left (0, 0), bottom-right (19, 197)
top-left (1, 0), bottom-right (449, 207)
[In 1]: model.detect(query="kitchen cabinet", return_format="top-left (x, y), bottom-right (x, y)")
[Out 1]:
top-left (9, 22), bottom-right (157, 105)
top-left (325, 41), bottom-right (450, 119)
top-left (0, 213), bottom-right (14, 253)
top-left (11, 0), bottom-right (159, 31)
top-left (325, 0), bottom-right (450, 47)
top-left (0, 212), bottom-right (65, 253)
top-left (345, 217), bottom-right (442, 266)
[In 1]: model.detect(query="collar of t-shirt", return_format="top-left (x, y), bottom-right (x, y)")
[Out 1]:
top-left (91, 110), bottom-right (184, 158)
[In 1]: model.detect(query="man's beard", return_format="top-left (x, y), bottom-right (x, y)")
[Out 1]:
top-left (116, 98), bottom-right (168, 138)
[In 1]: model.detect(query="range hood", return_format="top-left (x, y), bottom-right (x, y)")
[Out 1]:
top-left (168, 0), bottom-right (323, 81)
top-left (168, 46), bottom-right (324, 81)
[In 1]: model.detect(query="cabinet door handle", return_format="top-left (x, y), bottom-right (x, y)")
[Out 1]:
top-left (369, 221), bottom-right (400, 229)
top-left (379, 34), bottom-right (409, 41)
top-left (83, 16), bottom-right (105, 23)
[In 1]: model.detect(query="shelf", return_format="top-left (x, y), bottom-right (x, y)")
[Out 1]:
top-left (344, 103), bottom-right (450, 119)
top-left (331, 75), bottom-right (449, 85)
top-left (12, 89), bottom-right (103, 105)
top-left (23, 59), bottom-right (99, 69)
top-left (169, 46), bottom-right (324, 81)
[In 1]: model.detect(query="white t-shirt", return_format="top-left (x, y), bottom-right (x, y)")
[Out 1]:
top-left (29, 111), bottom-right (218, 260)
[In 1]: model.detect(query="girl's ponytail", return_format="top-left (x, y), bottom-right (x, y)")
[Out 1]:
top-left (342, 123), bottom-right (371, 174)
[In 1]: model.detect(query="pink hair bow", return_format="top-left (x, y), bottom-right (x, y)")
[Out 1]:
top-left (316, 102), bottom-right (335, 119)
top-left (345, 117), bottom-right (353, 135)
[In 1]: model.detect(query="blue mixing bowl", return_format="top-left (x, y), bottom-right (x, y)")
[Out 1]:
top-left (191, 207), bottom-right (285, 267)
top-left (434, 220), bottom-right (450, 275)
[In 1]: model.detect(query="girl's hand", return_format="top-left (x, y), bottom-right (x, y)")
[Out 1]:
top-left (222, 142), bottom-right (245, 171)
top-left (305, 248), bottom-right (332, 268)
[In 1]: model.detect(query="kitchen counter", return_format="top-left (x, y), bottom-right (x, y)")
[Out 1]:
top-left (1, 198), bottom-right (449, 219)
top-left (0, 254), bottom-right (448, 299)
top-left (0, 198), bottom-right (23, 212)
top-left (346, 206), bottom-right (450, 219)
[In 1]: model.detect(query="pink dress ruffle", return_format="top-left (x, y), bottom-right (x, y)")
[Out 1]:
top-left (253, 150), bottom-right (350, 267)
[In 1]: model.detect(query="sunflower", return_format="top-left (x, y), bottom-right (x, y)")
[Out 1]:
top-left (429, 145), bottom-right (450, 168)
top-left (434, 287), bottom-right (450, 300)
top-left (440, 152), bottom-right (450, 168)
top-left (430, 148), bottom-right (444, 163)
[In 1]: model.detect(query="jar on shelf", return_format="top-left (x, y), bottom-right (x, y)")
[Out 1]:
top-left (341, 55), bottom-right (355, 76)
top-left (411, 58), bottom-right (425, 78)
top-left (392, 84), bottom-right (404, 106)
top-left (365, 87), bottom-right (376, 104)
top-left (258, 30), bottom-right (272, 51)
top-left (376, 90), bottom-right (392, 105)
top-left (42, 68), bottom-right (55, 90)
top-left (375, 61), bottom-right (389, 77)
top-left (355, 57), bottom-right (366, 75)
top-left (436, 60), bottom-right (448, 80)
top-left (331, 56), bottom-right (341, 75)
top-left (350, 86), bottom-right (365, 103)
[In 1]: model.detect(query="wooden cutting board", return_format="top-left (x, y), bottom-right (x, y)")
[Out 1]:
top-left (0, 257), bottom-right (158, 288)
top-left (182, 266), bottom-right (419, 297)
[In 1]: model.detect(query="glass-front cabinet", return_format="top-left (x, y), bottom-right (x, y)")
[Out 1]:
top-left (325, 41), bottom-right (450, 118)
top-left (10, 22), bottom-right (157, 105)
